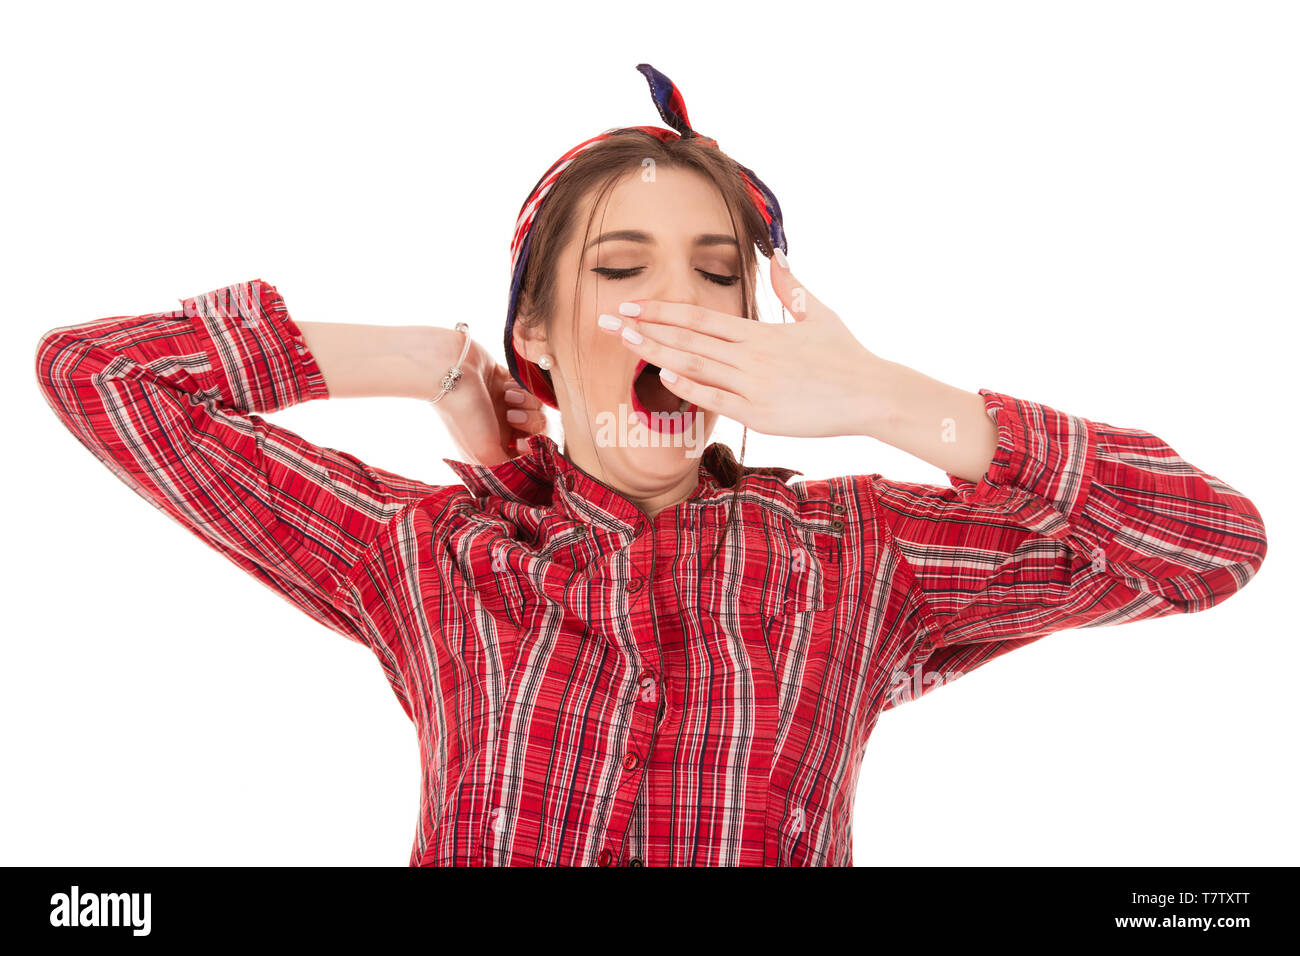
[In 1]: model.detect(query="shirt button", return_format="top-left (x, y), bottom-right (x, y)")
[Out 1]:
top-left (628, 857), bottom-right (644, 867)
top-left (627, 577), bottom-right (643, 594)
top-left (622, 752), bottom-right (640, 771)
top-left (831, 503), bottom-right (846, 514)
top-left (830, 519), bottom-right (844, 532)
top-left (596, 848), bottom-right (613, 866)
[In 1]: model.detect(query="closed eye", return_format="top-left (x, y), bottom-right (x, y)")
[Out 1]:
top-left (591, 267), bottom-right (740, 287)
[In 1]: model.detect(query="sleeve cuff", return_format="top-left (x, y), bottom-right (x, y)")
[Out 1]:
top-left (946, 388), bottom-right (1099, 528)
top-left (180, 278), bottom-right (330, 414)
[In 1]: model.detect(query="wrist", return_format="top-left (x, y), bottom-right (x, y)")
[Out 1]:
top-left (354, 324), bottom-right (466, 402)
top-left (853, 353), bottom-right (904, 439)
top-left (855, 356), bottom-right (1000, 481)
top-left (427, 325), bottom-right (475, 410)
top-left (297, 321), bottom-right (462, 400)
top-left (389, 325), bottom-right (457, 402)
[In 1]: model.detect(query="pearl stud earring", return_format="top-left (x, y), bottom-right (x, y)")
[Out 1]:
top-left (537, 354), bottom-right (553, 370)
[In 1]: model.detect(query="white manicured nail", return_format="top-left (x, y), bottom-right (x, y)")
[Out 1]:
top-left (621, 326), bottom-right (643, 344)
top-left (660, 367), bottom-right (677, 383)
top-left (597, 313), bottom-right (622, 331)
top-left (618, 302), bottom-right (642, 317)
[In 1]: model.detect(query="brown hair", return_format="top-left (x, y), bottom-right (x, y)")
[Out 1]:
top-left (514, 130), bottom-right (777, 572)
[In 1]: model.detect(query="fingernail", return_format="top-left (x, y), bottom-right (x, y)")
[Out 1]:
top-left (507, 409), bottom-right (527, 423)
top-left (773, 249), bottom-right (789, 270)
top-left (597, 313), bottom-right (622, 331)
top-left (659, 367), bottom-right (677, 383)
top-left (618, 302), bottom-right (641, 317)
top-left (505, 388), bottom-right (526, 404)
top-left (621, 326), bottom-right (643, 344)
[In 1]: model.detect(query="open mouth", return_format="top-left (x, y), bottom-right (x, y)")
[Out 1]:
top-left (630, 359), bottom-right (697, 434)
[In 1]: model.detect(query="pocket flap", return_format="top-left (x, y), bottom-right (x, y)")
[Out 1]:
top-left (701, 519), bottom-right (826, 618)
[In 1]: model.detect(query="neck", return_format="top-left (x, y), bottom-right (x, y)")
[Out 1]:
top-left (560, 441), bottom-right (700, 519)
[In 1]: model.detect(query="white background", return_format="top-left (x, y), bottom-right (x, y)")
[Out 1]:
top-left (2, 0), bottom-right (1294, 866)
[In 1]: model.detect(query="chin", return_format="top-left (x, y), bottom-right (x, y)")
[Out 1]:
top-left (622, 432), bottom-right (711, 472)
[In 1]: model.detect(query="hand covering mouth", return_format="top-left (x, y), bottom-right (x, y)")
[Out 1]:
top-left (631, 359), bottom-right (693, 416)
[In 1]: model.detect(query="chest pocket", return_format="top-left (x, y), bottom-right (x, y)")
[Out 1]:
top-left (698, 516), bottom-right (827, 621)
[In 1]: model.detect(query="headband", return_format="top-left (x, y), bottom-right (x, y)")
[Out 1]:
top-left (503, 62), bottom-right (788, 409)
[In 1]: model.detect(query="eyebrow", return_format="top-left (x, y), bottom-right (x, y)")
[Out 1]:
top-left (586, 230), bottom-right (739, 250)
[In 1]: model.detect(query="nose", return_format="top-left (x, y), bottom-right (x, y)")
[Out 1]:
top-left (649, 256), bottom-right (705, 313)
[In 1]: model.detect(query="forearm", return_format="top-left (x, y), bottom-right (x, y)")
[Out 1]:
top-left (297, 322), bottom-right (463, 401)
top-left (860, 357), bottom-right (1000, 484)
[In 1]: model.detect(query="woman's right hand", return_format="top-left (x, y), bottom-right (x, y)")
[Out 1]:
top-left (432, 334), bottom-right (549, 466)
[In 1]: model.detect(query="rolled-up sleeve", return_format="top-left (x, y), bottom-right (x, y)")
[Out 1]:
top-left (866, 388), bottom-right (1267, 710)
top-left (34, 278), bottom-right (444, 649)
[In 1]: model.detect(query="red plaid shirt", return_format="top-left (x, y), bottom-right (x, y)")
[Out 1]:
top-left (35, 278), bottom-right (1268, 866)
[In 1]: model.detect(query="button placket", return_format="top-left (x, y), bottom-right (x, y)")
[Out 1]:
top-left (588, 508), bottom-right (660, 864)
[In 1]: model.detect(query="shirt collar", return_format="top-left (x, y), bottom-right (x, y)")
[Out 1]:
top-left (441, 433), bottom-right (802, 532)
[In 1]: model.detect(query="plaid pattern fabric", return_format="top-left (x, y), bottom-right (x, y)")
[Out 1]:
top-left (36, 279), bottom-right (1268, 866)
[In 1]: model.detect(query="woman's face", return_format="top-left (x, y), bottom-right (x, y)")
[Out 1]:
top-left (514, 164), bottom-right (750, 503)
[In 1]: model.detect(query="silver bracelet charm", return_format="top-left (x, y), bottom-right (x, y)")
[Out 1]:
top-left (429, 322), bottom-right (472, 406)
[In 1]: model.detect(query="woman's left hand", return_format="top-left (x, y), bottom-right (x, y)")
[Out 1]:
top-left (604, 254), bottom-right (888, 438)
